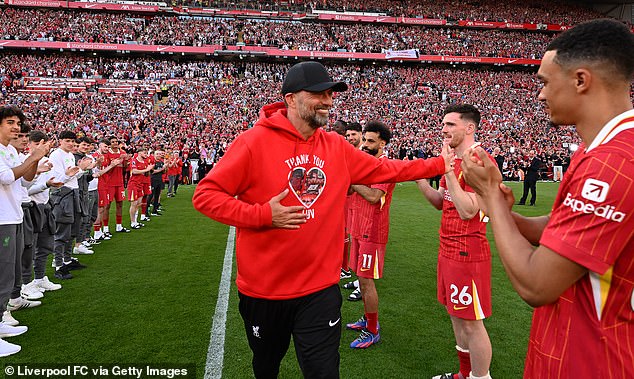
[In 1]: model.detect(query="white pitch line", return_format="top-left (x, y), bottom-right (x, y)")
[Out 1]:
top-left (205, 226), bottom-right (236, 379)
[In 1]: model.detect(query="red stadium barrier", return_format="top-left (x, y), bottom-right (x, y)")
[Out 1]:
top-left (0, 40), bottom-right (542, 66)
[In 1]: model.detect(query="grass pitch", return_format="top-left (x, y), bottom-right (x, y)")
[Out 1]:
top-left (5, 181), bottom-right (561, 378)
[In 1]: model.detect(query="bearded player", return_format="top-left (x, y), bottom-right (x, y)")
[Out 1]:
top-left (346, 120), bottom-right (396, 349)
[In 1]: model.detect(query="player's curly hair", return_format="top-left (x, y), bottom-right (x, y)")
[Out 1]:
top-left (363, 120), bottom-right (391, 145)
top-left (547, 19), bottom-right (634, 82)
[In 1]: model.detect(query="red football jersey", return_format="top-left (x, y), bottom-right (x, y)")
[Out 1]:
top-left (94, 151), bottom-right (109, 188)
top-left (528, 111), bottom-right (634, 379)
top-left (349, 155), bottom-right (395, 244)
top-left (143, 155), bottom-right (155, 184)
top-left (105, 149), bottom-right (127, 187)
top-left (438, 158), bottom-right (490, 262)
top-left (128, 156), bottom-right (150, 183)
top-left (344, 193), bottom-right (356, 232)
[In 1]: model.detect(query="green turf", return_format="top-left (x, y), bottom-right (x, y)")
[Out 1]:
top-left (4, 181), bottom-right (561, 378)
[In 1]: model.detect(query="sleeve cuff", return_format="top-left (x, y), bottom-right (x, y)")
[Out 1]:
top-left (540, 232), bottom-right (610, 274)
top-left (260, 202), bottom-right (273, 228)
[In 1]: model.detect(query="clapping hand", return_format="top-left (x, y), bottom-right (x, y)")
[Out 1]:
top-left (37, 161), bottom-right (53, 174)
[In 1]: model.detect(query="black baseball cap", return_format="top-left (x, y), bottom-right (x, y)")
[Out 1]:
top-left (282, 62), bottom-right (348, 95)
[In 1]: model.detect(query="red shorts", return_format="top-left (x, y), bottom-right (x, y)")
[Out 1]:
top-left (127, 181), bottom-right (144, 201)
top-left (349, 237), bottom-right (385, 279)
top-left (98, 187), bottom-right (111, 207)
top-left (437, 254), bottom-right (492, 320)
top-left (108, 185), bottom-right (126, 203)
top-left (142, 182), bottom-right (152, 197)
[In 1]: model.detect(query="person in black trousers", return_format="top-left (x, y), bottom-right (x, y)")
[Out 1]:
top-left (518, 150), bottom-right (541, 206)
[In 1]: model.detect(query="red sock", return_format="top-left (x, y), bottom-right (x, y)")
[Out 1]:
top-left (141, 197), bottom-right (148, 214)
top-left (116, 215), bottom-right (122, 224)
top-left (93, 223), bottom-right (101, 232)
top-left (365, 312), bottom-right (379, 334)
top-left (457, 348), bottom-right (471, 379)
top-left (341, 236), bottom-right (350, 270)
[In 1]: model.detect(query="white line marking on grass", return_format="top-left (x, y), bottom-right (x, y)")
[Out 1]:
top-left (205, 226), bottom-right (236, 379)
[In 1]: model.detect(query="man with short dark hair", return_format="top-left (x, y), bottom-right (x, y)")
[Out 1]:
top-left (93, 139), bottom-right (121, 240)
top-left (462, 19), bottom-right (634, 377)
top-left (418, 104), bottom-right (493, 379)
top-left (517, 150), bottom-right (541, 206)
top-left (345, 120), bottom-right (396, 349)
top-left (49, 130), bottom-right (91, 279)
top-left (341, 121), bottom-right (363, 286)
top-left (194, 61), bottom-right (453, 378)
top-left (147, 149), bottom-right (166, 216)
top-left (73, 136), bottom-right (97, 255)
top-left (7, 124), bottom-right (45, 310)
top-left (23, 131), bottom-right (62, 297)
top-left (127, 146), bottom-right (154, 229)
top-left (0, 105), bottom-right (50, 356)
top-left (104, 137), bottom-right (129, 233)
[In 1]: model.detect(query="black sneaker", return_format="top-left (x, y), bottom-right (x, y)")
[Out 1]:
top-left (150, 212), bottom-right (161, 216)
top-left (116, 227), bottom-right (131, 233)
top-left (54, 265), bottom-right (73, 280)
top-left (347, 288), bottom-right (362, 301)
top-left (343, 281), bottom-right (358, 290)
top-left (104, 232), bottom-right (113, 239)
top-left (65, 260), bottom-right (87, 270)
top-left (340, 268), bottom-right (352, 280)
top-left (131, 224), bottom-right (142, 229)
top-left (87, 238), bottom-right (101, 245)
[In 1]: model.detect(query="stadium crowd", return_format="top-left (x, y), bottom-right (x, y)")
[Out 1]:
top-left (1, 7), bottom-right (553, 58)
top-left (179, 0), bottom-right (603, 25)
top-left (1, 52), bottom-right (584, 182)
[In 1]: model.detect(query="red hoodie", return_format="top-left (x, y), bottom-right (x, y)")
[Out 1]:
top-left (193, 102), bottom-right (445, 299)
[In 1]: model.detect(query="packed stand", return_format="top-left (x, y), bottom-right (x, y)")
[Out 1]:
top-left (2, 53), bottom-right (588, 179)
top-left (181, 0), bottom-right (603, 26)
top-left (1, 8), bottom-right (553, 58)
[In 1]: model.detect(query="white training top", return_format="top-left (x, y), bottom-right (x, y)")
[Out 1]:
top-left (49, 148), bottom-right (81, 190)
top-left (28, 156), bottom-right (54, 205)
top-left (0, 143), bottom-right (24, 224)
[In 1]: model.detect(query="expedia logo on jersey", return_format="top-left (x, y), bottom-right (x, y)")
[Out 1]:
top-left (563, 179), bottom-right (626, 223)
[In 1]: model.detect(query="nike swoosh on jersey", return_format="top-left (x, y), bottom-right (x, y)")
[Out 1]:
top-left (329, 318), bottom-right (340, 327)
top-left (453, 305), bottom-right (469, 311)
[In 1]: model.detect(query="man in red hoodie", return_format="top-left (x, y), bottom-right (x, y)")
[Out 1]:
top-left (193, 61), bottom-right (454, 378)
